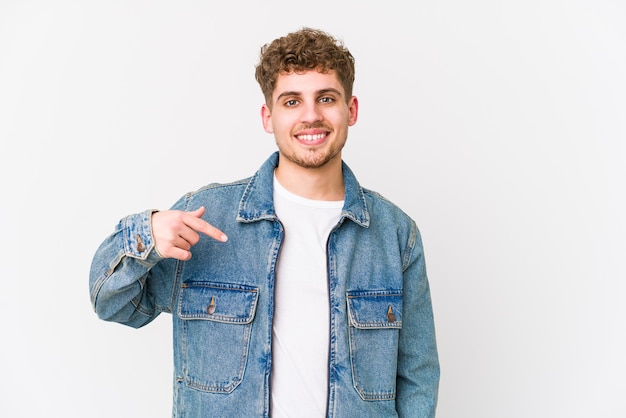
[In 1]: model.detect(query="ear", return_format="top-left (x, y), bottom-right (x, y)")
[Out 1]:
top-left (347, 96), bottom-right (359, 126)
top-left (261, 104), bottom-right (274, 133)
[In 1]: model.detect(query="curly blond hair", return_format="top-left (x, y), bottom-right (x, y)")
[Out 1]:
top-left (255, 28), bottom-right (355, 107)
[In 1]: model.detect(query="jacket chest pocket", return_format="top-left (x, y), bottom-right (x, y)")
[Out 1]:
top-left (347, 290), bottom-right (402, 401)
top-left (178, 281), bottom-right (259, 394)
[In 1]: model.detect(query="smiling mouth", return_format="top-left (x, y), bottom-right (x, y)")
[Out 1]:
top-left (296, 133), bottom-right (328, 142)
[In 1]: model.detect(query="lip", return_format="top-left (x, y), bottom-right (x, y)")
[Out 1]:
top-left (294, 129), bottom-right (330, 146)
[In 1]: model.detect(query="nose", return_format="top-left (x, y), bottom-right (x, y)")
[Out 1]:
top-left (300, 101), bottom-right (323, 124)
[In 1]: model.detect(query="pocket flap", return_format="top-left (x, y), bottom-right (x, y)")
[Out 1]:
top-left (346, 291), bottom-right (402, 329)
top-left (179, 281), bottom-right (259, 324)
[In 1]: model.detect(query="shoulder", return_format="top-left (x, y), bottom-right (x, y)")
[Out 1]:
top-left (170, 177), bottom-right (252, 212)
top-left (360, 187), bottom-right (424, 266)
top-left (362, 187), bottom-right (416, 225)
top-left (191, 177), bottom-right (252, 197)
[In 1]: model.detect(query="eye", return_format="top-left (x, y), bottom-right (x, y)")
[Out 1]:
top-left (285, 99), bottom-right (299, 107)
top-left (319, 96), bottom-right (334, 104)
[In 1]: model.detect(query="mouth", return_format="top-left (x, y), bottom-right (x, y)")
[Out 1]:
top-left (296, 132), bottom-right (328, 142)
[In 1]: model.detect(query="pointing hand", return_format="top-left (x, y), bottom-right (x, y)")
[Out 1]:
top-left (151, 206), bottom-right (227, 260)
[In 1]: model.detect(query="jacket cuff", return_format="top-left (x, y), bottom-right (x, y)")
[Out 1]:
top-left (119, 209), bottom-right (161, 261)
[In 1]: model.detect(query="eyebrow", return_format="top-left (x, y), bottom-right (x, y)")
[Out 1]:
top-left (276, 88), bottom-right (343, 101)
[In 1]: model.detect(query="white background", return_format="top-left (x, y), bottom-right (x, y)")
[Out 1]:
top-left (2, 1), bottom-right (625, 417)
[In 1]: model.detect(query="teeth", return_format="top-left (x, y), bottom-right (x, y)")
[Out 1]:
top-left (298, 133), bottom-right (325, 141)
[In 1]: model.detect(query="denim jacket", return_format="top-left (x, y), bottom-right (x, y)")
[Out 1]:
top-left (90, 152), bottom-right (439, 417)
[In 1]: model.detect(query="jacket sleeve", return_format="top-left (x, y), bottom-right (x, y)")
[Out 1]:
top-left (396, 222), bottom-right (440, 417)
top-left (89, 209), bottom-right (178, 328)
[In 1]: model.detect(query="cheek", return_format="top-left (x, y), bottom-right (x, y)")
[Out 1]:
top-left (270, 118), bottom-right (292, 136)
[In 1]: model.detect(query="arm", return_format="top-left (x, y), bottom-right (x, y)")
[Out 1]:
top-left (396, 222), bottom-right (440, 417)
top-left (89, 206), bottom-right (227, 328)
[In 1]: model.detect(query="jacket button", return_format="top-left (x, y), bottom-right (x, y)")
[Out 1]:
top-left (136, 234), bottom-right (146, 252)
top-left (386, 305), bottom-right (396, 322)
top-left (207, 296), bottom-right (216, 315)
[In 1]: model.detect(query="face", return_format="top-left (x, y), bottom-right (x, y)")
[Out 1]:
top-left (261, 70), bottom-right (358, 170)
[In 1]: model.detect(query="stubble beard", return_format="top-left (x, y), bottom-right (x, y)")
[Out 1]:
top-left (279, 141), bottom-right (344, 169)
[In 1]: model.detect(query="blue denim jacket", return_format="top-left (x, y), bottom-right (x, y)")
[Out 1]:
top-left (90, 152), bottom-right (439, 417)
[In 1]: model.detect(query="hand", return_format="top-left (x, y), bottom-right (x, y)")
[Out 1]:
top-left (151, 206), bottom-right (228, 260)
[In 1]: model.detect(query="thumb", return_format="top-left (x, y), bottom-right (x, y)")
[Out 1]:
top-left (189, 206), bottom-right (206, 218)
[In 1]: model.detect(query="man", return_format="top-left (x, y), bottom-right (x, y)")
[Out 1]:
top-left (90, 27), bottom-right (439, 417)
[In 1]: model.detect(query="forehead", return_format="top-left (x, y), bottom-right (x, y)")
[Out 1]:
top-left (273, 70), bottom-right (344, 98)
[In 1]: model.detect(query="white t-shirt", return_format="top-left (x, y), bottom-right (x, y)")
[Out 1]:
top-left (270, 175), bottom-right (343, 417)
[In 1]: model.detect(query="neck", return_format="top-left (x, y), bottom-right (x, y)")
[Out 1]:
top-left (274, 156), bottom-right (344, 201)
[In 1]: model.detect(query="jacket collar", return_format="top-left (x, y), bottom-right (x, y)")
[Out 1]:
top-left (237, 152), bottom-right (370, 227)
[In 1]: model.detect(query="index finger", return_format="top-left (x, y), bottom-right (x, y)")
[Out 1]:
top-left (184, 214), bottom-right (228, 243)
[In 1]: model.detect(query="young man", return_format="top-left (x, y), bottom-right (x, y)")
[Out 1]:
top-left (89, 28), bottom-right (439, 417)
